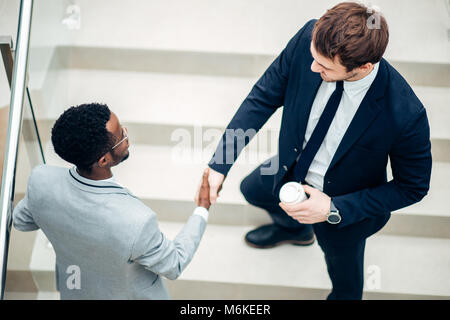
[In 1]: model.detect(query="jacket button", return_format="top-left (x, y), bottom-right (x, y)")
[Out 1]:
top-left (283, 165), bottom-right (288, 171)
top-left (327, 180), bottom-right (331, 184)
top-left (294, 148), bottom-right (298, 152)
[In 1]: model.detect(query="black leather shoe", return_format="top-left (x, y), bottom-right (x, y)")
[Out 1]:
top-left (245, 224), bottom-right (315, 249)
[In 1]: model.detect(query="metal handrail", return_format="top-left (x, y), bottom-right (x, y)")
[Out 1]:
top-left (0, 0), bottom-right (34, 300)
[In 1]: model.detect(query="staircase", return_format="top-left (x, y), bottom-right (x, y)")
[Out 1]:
top-left (3, 0), bottom-right (450, 299)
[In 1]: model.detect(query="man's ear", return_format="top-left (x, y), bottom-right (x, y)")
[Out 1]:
top-left (359, 62), bottom-right (373, 72)
top-left (97, 153), bottom-right (110, 168)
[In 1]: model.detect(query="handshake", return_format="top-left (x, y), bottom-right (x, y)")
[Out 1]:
top-left (194, 167), bottom-right (226, 210)
top-left (194, 167), bottom-right (332, 224)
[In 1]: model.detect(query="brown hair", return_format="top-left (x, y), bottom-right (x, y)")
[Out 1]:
top-left (312, 2), bottom-right (389, 72)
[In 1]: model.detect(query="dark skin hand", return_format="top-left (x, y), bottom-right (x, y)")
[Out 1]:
top-left (197, 168), bottom-right (211, 210)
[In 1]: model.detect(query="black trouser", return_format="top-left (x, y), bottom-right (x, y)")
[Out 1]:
top-left (240, 161), bottom-right (390, 300)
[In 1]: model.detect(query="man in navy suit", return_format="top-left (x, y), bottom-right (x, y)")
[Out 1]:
top-left (195, 2), bottom-right (432, 299)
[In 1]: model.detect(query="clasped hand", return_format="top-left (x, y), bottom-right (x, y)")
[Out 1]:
top-left (279, 185), bottom-right (331, 224)
top-left (196, 168), bottom-right (212, 210)
top-left (195, 167), bottom-right (225, 210)
top-left (195, 168), bottom-right (330, 225)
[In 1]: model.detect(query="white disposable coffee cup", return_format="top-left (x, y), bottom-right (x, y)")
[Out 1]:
top-left (279, 182), bottom-right (307, 204)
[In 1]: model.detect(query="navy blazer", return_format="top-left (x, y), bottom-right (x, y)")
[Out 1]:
top-left (209, 19), bottom-right (432, 229)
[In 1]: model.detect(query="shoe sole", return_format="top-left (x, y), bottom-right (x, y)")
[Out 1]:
top-left (244, 235), bottom-right (315, 249)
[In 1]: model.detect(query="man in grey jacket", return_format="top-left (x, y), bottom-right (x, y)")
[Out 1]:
top-left (13, 103), bottom-right (211, 299)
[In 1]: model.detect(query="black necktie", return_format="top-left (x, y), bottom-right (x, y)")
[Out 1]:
top-left (293, 80), bottom-right (344, 183)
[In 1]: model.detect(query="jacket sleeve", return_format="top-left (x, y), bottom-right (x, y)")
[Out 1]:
top-left (332, 107), bottom-right (433, 228)
top-left (208, 20), bottom-right (315, 176)
top-left (13, 191), bottom-right (39, 232)
top-left (13, 167), bottom-right (41, 232)
top-left (130, 212), bottom-right (207, 280)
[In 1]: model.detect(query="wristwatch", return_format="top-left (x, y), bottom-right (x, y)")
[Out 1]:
top-left (327, 200), bottom-right (341, 224)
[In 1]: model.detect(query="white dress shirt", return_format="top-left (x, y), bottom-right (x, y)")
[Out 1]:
top-left (303, 63), bottom-right (379, 191)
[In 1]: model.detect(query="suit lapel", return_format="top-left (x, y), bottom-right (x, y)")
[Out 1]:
top-left (327, 59), bottom-right (388, 171)
top-left (297, 68), bottom-right (322, 143)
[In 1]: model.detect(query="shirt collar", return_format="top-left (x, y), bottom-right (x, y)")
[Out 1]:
top-left (343, 62), bottom-right (379, 97)
top-left (68, 166), bottom-right (135, 196)
top-left (101, 175), bottom-right (116, 183)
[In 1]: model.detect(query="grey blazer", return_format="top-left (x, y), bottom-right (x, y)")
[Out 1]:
top-left (13, 165), bottom-right (207, 299)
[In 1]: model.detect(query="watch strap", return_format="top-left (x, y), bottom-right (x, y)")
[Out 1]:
top-left (330, 199), bottom-right (338, 212)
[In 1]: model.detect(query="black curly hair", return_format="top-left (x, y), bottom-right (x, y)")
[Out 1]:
top-left (51, 103), bottom-right (115, 173)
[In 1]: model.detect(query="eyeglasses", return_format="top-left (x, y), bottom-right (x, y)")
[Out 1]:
top-left (112, 127), bottom-right (128, 150)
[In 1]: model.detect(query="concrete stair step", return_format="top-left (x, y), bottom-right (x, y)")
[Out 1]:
top-left (32, 143), bottom-right (450, 239)
top-left (32, 68), bottom-right (450, 139)
top-left (28, 66), bottom-right (450, 164)
top-left (32, 69), bottom-right (279, 129)
top-left (3, 291), bottom-right (60, 300)
top-left (31, 0), bottom-right (450, 64)
top-left (6, 222), bottom-right (450, 299)
top-left (5, 229), bottom-right (58, 296)
top-left (163, 222), bottom-right (450, 299)
top-left (32, 119), bottom-right (450, 164)
top-left (32, 46), bottom-right (450, 87)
